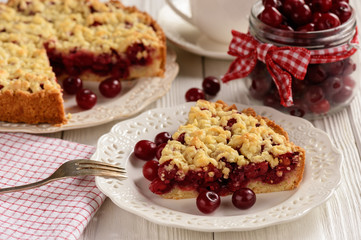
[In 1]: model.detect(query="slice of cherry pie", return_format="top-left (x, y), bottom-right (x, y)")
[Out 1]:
top-left (150, 100), bottom-right (305, 199)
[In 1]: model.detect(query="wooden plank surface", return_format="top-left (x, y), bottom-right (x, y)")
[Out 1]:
top-left (56, 0), bottom-right (361, 239)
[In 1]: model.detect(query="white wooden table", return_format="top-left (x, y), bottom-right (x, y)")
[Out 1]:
top-left (43, 1), bottom-right (361, 239)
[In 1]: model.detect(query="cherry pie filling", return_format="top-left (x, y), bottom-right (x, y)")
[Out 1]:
top-left (150, 151), bottom-right (300, 196)
top-left (44, 42), bottom-right (155, 79)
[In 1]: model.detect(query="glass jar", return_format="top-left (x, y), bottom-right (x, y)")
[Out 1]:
top-left (244, 1), bottom-right (360, 119)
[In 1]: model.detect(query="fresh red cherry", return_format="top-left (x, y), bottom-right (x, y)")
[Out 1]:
top-left (249, 76), bottom-right (272, 99)
top-left (279, 24), bottom-right (295, 31)
top-left (312, 12), bottom-right (323, 23)
top-left (343, 58), bottom-right (356, 75)
top-left (202, 76), bottom-right (221, 96)
top-left (288, 99), bottom-right (309, 117)
top-left (76, 89), bottom-right (97, 109)
top-left (134, 140), bottom-right (157, 161)
top-left (315, 13), bottom-right (341, 30)
top-left (283, 0), bottom-right (306, 15)
top-left (297, 22), bottom-right (315, 31)
top-left (309, 99), bottom-right (330, 113)
top-left (332, 85), bottom-right (353, 103)
top-left (311, 0), bottom-right (332, 13)
top-left (259, 7), bottom-right (283, 27)
top-left (99, 78), bottom-right (121, 98)
top-left (305, 64), bottom-right (328, 83)
top-left (304, 86), bottom-right (325, 104)
top-left (324, 76), bottom-right (344, 96)
top-left (232, 188), bottom-right (256, 210)
top-left (63, 76), bottom-right (83, 94)
top-left (331, 1), bottom-right (352, 23)
top-left (289, 3), bottom-right (312, 26)
top-left (324, 60), bottom-right (344, 75)
top-left (263, 0), bottom-right (282, 9)
top-left (185, 88), bottom-right (205, 102)
top-left (343, 76), bottom-right (356, 88)
top-left (196, 191), bottom-right (221, 214)
top-left (143, 160), bottom-right (159, 181)
top-left (154, 132), bottom-right (172, 145)
top-left (332, 0), bottom-right (348, 3)
top-left (155, 143), bottom-right (167, 160)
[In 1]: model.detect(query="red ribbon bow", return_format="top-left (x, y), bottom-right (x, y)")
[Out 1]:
top-left (222, 30), bottom-right (312, 107)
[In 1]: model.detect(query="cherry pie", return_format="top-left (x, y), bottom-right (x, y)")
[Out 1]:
top-left (0, 0), bottom-right (166, 124)
top-left (150, 100), bottom-right (305, 199)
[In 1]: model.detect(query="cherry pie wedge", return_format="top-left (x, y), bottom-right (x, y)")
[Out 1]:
top-left (150, 100), bottom-right (305, 199)
top-left (0, 0), bottom-right (166, 125)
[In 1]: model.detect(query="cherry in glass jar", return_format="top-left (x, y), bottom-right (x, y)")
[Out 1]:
top-left (223, 0), bottom-right (359, 119)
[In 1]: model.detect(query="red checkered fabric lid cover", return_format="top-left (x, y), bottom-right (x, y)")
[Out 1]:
top-left (0, 133), bottom-right (105, 240)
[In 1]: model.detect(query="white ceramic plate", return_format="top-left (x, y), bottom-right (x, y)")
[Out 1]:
top-left (157, 2), bottom-right (234, 60)
top-left (0, 51), bottom-right (179, 133)
top-left (94, 102), bottom-right (342, 232)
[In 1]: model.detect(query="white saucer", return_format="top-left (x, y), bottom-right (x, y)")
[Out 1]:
top-left (157, 3), bottom-right (235, 60)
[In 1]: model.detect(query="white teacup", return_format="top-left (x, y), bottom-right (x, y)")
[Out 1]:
top-left (165, 0), bottom-right (257, 44)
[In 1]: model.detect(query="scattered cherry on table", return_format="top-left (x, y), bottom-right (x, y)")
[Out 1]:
top-left (202, 76), bottom-right (221, 96)
top-left (185, 88), bottom-right (206, 102)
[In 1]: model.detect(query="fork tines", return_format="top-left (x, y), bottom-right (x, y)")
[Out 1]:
top-left (76, 160), bottom-right (126, 174)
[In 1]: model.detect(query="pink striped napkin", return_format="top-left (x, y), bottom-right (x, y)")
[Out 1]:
top-left (0, 133), bottom-right (106, 240)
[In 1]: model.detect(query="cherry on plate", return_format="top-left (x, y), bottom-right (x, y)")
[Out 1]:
top-left (154, 132), bottom-right (172, 145)
top-left (142, 160), bottom-right (159, 181)
top-left (196, 191), bottom-right (221, 214)
top-left (202, 76), bottom-right (221, 96)
top-left (63, 76), bottom-right (82, 94)
top-left (76, 89), bottom-right (97, 109)
top-left (155, 143), bottom-right (167, 160)
top-left (99, 77), bottom-right (122, 98)
top-left (185, 88), bottom-right (206, 102)
top-left (232, 188), bottom-right (256, 210)
top-left (134, 140), bottom-right (157, 161)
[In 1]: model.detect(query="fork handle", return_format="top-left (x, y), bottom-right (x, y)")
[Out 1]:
top-left (0, 177), bottom-right (55, 194)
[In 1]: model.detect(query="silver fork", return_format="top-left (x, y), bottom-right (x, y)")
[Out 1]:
top-left (0, 159), bottom-right (126, 194)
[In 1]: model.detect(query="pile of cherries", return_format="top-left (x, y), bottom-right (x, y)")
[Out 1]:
top-left (185, 76), bottom-right (221, 102)
top-left (62, 76), bottom-right (122, 110)
top-left (259, 0), bottom-right (352, 31)
top-left (251, 0), bottom-right (357, 117)
top-left (249, 55), bottom-right (356, 116)
top-left (134, 131), bottom-right (257, 214)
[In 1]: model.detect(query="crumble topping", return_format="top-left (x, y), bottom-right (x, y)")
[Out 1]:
top-left (159, 100), bottom-right (297, 178)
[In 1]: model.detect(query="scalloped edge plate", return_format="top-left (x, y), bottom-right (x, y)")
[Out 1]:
top-left (94, 102), bottom-right (342, 232)
top-left (0, 50), bottom-right (179, 133)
